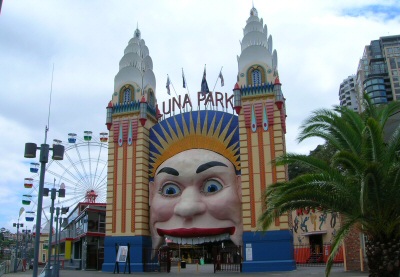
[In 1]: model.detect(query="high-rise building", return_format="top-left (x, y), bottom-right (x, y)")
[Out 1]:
top-left (355, 35), bottom-right (400, 109)
top-left (339, 75), bottom-right (358, 112)
top-left (341, 35), bottom-right (400, 272)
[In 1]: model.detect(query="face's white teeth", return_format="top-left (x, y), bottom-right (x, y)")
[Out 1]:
top-left (166, 233), bottom-right (230, 245)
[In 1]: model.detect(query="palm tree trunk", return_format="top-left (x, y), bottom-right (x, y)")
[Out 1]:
top-left (365, 237), bottom-right (400, 277)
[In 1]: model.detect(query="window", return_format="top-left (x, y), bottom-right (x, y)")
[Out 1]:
top-left (119, 85), bottom-right (135, 103)
top-left (99, 213), bottom-right (106, 233)
top-left (148, 89), bottom-right (155, 108)
top-left (252, 70), bottom-right (262, 85)
top-left (123, 88), bottom-right (131, 102)
top-left (43, 240), bottom-right (48, 250)
top-left (390, 58), bottom-right (396, 69)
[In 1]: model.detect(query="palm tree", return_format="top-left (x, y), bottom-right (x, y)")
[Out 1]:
top-left (259, 96), bottom-right (400, 277)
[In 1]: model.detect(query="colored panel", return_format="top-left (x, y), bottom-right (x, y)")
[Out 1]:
top-left (102, 235), bottom-right (152, 272)
top-left (65, 241), bottom-right (72, 259)
top-left (266, 100), bottom-right (275, 126)
top-left (242, 230), bottom-right (296, 272)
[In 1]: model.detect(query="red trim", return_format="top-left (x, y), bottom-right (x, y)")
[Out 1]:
top-left (139, 118), bottom-right (147, 126)
top-left (157, 227), bottom-right (235, 237)
top-left (73, 232), bottom-right (106, 242)
top-left (234, 106), bottom-right (242, 114)
top-left (246, 128), bottom-right (256, 227)
top-left (131, 140), bottom-right (136, 232)
top-left (84, 232), bottom-right (106, 237)
top-left (122, 143), bottom-right (127, 233)
top-left (112, 141), bottom-right (118, 233)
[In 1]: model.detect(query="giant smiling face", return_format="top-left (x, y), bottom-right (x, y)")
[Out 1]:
top-left (149, 149), bottom-right (242, 249)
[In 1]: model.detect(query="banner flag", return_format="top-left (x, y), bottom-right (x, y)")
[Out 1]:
top-left (200, 67), bottom-right (209, 95)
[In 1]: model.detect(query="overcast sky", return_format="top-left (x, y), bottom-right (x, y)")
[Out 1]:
top-left (1, 0), bottom-right (399, 232)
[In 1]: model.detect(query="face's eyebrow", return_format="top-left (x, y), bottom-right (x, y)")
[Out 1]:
top-left (196, 161), bottom-right (228, 174)
top-left (156, 167), bottom-right (179, 176)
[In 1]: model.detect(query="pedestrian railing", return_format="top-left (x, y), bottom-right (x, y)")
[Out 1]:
top-left (0, 260), bottom-right (11, 276)
top-left (294, 243), bottom-right (344, 267)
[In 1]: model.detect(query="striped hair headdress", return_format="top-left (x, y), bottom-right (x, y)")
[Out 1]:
top-left (149, 110), bottom-right (240, 178)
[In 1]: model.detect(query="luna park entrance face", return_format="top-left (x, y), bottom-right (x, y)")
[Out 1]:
top-left (143, 240), bottom-right (242, 273)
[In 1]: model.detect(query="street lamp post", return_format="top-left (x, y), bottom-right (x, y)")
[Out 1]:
top-left (56, 219), bottom-right (63, 277)
top-left (24, 132), bottom-right (65, 277)
top-left (22, 227), bottom-right (31, 265)
top-left (53, 207), bottom-right (67, 277)
top-left (44, 184), bottom-right (65, 277)
top-left (53, 208), bottom-right (60, 277)
top-left (13, 207), bottom-right (25, 272)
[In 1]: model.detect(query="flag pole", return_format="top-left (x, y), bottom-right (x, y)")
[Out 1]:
top-left (166, 74), bottom-right (179, 98)
top-left (170, 76), bottom-right (181, 113)
top-left (169, 78), bottom-right (179, 98)
top-left (212, 66), bottom-right (223, 92)
top-left (182, 68), bottom-right (191, 112)
top-left (203, 64), bottom-right (208, 110)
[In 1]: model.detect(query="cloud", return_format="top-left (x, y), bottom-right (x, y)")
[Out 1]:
top-left (341, 4), bottom-right (400, 21)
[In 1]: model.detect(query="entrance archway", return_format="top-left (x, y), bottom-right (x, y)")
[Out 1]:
top-left (143, 240), bottom-right (242, 273)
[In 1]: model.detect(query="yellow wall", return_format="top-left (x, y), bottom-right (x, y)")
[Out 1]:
top-left (239, 97), bottom-right (288, 232)
top-left (64, 240), bottom-right (72, 259)
top-left (106, 113), bottom-right (156, 237)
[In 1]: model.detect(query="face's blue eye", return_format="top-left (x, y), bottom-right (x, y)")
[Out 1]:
top-left (203, 179), bottom-right (223, 194)
top-left (161, 183), bottom-right (181, 196)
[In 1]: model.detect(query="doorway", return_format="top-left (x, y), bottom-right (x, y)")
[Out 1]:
top-left (308, 234), bottom-right (323, 263)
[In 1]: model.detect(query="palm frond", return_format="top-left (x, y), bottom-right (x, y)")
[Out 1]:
top-left (362, 118), bottom-right (385, 163)
top-left (298, 108), bottom-right (362, 154)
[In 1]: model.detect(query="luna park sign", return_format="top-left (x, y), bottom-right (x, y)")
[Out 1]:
top-left (159, 92), bottom-right (234, 115)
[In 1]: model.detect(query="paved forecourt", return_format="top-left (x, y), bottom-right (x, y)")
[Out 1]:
top-left (6, 264), bottom-right (368, 277)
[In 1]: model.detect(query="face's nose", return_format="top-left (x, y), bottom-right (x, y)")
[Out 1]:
top-left (174, 186), bottom-right (206, 218)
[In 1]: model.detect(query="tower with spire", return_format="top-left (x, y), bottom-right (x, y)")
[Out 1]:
top-left (232, 6), bottom-right (293, 272)
top-left (102, 26), bottom-right (160, 272)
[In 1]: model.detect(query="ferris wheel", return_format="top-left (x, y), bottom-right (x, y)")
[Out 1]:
top-left (22, 131), bottom-right (109, 226)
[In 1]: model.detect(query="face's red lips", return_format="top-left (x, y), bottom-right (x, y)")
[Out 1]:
top-left (157, 227), bottom-right (235, 238)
